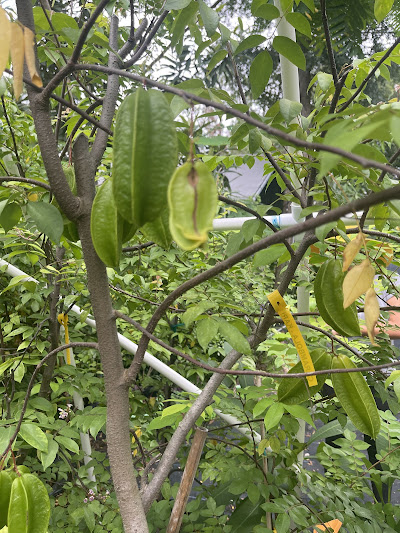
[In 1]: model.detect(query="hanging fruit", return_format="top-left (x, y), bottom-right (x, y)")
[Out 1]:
top-left (113, 87), bottom-right (178, 227)
top-left (314, 259), bottom-right (360, 337)
top-left (168, 161), bottom-right (218, 251)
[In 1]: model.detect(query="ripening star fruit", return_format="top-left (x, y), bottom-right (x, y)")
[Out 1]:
top-left (168, 161), bottom-right (218, 251)
top-left (314, 259), bottom-right (360, 337)
top-left (331, 353), bottom-right (380, 438)
top-left (112, 87), bottom-right (178, 227)
top-left (91, 180), bottom-right (136, 267)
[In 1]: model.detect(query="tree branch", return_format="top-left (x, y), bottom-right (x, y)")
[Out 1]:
top-left (124, 11), bottom-right (169, 68)
top-left (91, 15), bottom-right (120, 168)
top-left (126, 183), bottom-right (400, 383)
top-left (71, 64), bottom-right (400, 179)
top-left (15, 1), bottom-right (81, 222)
top-left (119, 17), bottom-right (149, 60)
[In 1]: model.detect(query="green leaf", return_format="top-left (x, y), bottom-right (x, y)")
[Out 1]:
top-left (317, 72), bottom-right (333, 91)
top-left (165, 0), bottom-right (192, 9)
top-left (198, 0), bottom-right (219, 36)
top-left (161, 403), bottom-right (188, 417)
top-left (374, 0), bottom-right (394, 22)
top-left (253, 397), bottom-right (274, 418)
top-left (272, 36), bottom-right (306, 70)
top-left (29, 397), bottom-right (54, 412)
top-left (40, 437), bottom-right (59, 471)
top-left (0, 203), bottom-right (22, 233)
top-left (285, 12), bottom-right (311, 38)
top-left (253, 244), bottom-right (287, 267)
top-left (254, 3), bottom-right (280, 20)
top-left (228, 498), bottom-right (265, 532)
top-left (264, 403), bottom-right (285, 432)
top-left (279, 98), bottom-right (303, 122)
top-left (217, 319), bottom-right (252, 355)
top-left (83, 506), bottom-right (95, 532)
top-left (55, 435), bottom-right (80, 454)
top-left (284, 404), bottom-right (315, 428)
top-left (315, 221), bottom-right (337, 242)
top-left (207, 49), bottom-right (227, 72)
top-left (27, 202), bottom-right (63, 244)
top-left (0, 427), bottom-right (14, 456)
top-left (249, 50), bottom-right (273, 99)
top-left (307, 419), bottom-right (344, 445)
top-left (18, 423), bottom-right (48, 453)
top-left (234, 35), bottom-right (266, 56)
top-left (171, 1), bottom-right (199, 47)
top-left (147, 414), bottom-right (180, 430)
top-left (197, 317), bottom-right (219, 350)
top-left (182, 301), bottom-right (216, 327)
top-left (249, 128), bottom-right (261, 153)
top-left (275, 512), bottom-right (290, 532)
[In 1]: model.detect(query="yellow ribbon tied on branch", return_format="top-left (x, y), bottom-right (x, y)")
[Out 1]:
top-left (267, 290), bottom-right (317, 386)
top-left (58, 313), bottom-right (71, 365)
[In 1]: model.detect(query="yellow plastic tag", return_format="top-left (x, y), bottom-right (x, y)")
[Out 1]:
top-left (58, 313), bottom-right (71, 365)
top-left (268, 290), bottom-right (317, 386)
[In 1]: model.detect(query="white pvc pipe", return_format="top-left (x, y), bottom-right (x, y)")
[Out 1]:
top-left (213, 213), bottom-right (372, 231)
top-left (0, 259), bottom-right (260, 443)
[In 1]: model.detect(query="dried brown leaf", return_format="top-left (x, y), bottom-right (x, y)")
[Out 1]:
top-left (23, 27), bottom-right (42, 88)
top-left (342, 258), bottom-right (375, 309)
top-left (0, 8), bottom-right (11, 78)
top-left (342, 232), bottom-right (364, 272)
top-left (365, 288), bottom-right (380, 345)
top-left (10, 22), bottom-right (24, 100)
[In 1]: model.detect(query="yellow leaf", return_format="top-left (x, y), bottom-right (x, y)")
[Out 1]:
top-left (10, 22), bottom-right (24, 100)
top-left (342, 232), bottom-right (364, 272)
top-left (313, 519), bottom-right (342, 532)
top-left (23, 27), bottom-right (42, 88)
top-left (149, 397), bottom-right (156, 407)
top-left (342, 258), bottom-right (375, 309)
top-left (0, 8), bottom-right (11, 78)
top-left (365, 288), bottom-right (380, 344)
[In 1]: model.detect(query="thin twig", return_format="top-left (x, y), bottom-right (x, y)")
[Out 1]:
top-left (1, 97), bottom-right (25, 177)
top-left (226, 41), bottom-right (248, 107)
top-left (320, 0), bottom-right (338, 86)
top-left (122, 241), bottom-right (155, 252)
top-left (263, 150), bottom-right (305, 207)
top-left (339, 36), bottom-right (400, 112)
top-left (218, 195), bottom-right (294, 256)
top-left (0, 176), bottom-right (51, 190)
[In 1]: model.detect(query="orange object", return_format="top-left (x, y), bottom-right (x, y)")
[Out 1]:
top-left (313, 519), bottom-right (342, 533)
